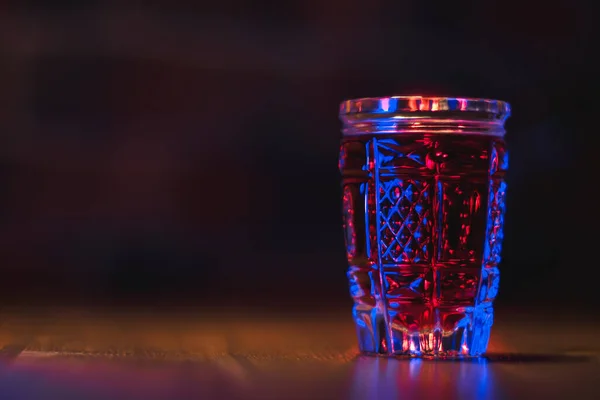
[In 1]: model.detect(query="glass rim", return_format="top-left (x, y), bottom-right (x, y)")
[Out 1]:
top-left (339, 95), bottom-right (511, 120)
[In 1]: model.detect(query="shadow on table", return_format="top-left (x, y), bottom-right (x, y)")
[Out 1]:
top-left (484, 353), bottom-right (596, 363)
top-left (349, 356), bottom-right (500, 399)
top-left (347, 352), bottom-right (596, 400)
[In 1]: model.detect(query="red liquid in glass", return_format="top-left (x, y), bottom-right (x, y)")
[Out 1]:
top-left (341, 133), bottom-right (507, 356)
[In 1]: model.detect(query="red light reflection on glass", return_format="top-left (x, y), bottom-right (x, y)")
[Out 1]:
top-left (408, 98), bottom-right (418, 111)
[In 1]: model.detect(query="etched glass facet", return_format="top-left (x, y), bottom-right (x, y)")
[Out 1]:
top-left (339, 96), bottom-right (510, 357)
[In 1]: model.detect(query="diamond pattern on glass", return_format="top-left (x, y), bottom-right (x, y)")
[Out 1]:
top-left (378, 178), bottom-right (433, 263)
top-left (484, 179), bottom-right (507, 268)
top-left (478, 267), bottom-right (500, 303)
top-left (384, 270), bottom-right (432, 299)
top-left (376, 137), bottom-right (430, 170)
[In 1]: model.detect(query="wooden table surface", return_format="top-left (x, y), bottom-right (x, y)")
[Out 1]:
top-left (1, 307), bottom-right (598, 399)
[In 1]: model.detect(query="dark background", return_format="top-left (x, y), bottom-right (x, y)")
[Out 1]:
top-left (0, 1), bottom-right (597, 311)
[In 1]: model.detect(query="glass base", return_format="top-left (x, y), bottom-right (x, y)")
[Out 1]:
top-left (353, 304), bottom-right (493, 358)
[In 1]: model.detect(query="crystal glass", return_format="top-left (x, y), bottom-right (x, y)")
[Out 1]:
top-left (339, 96), bottom-right (510, 357)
